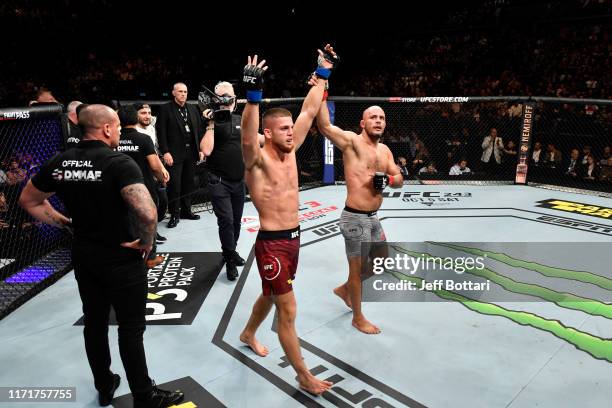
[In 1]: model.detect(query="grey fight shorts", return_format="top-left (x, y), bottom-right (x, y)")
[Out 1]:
top-left (339, 206), bottom-right (387, 258)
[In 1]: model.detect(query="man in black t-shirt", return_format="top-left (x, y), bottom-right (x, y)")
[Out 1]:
top-left (19, 104), bottom-right (184, 408)
top-left (117, 105), bottom-right (170, 269)
top-left (199, 81), bottom-right (246, 281)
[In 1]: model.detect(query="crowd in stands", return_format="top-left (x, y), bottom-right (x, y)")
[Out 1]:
top-left (1, 0), bottom-right (610, 105)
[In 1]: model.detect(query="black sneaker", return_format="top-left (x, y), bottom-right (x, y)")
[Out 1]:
top-left (232, 251), bottom-right (246, 266)
top-left (133, 384), bottom-right (184, 408)
top-left (98, 374), bottom-right (120, 406)
top-left (167, 215), bottom-right (179, 228)
top-left (156, 233), bottom-right (167, 242)
top-left (226, 261), bottom-right (239, 281)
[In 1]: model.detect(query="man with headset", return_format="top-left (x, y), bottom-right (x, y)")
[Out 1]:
top-left (199, 82), bottom-right (247, 281)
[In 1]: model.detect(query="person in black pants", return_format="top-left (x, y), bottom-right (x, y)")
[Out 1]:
top-left (19, 104), bottom-right (184, 408)
top-left (200, 81), bottom-right (247, 280)
top-left (156, 82), bottom-right (203, 228)
top-left (117, 105), bottom-right (170, 269)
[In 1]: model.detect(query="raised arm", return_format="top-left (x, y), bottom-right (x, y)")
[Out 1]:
top-left (293, 45), bottom-right (339, 149)
top-left (241, 55), bottom-right (267, 170)
top-left (317, 98), bottom-right (355, 152)
top-left (293, 77), bottom-right (326, 149)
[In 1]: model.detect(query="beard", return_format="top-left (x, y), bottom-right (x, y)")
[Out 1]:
top-left (366, 129), bottom-right (383, 140)
top-left (273, 140), bottom-right (294, 153)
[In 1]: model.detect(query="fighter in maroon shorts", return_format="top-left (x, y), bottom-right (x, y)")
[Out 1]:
top-left (238, 47), bottom-right (338, 395)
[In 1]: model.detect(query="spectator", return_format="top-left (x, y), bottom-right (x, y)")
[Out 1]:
top-left (0, 167), bottom-right (7, 185)
top-left (581, 145), bottom-right (592, 165)
top-left (481, 127), bottom-right (504, 173)
top-left (531, 141), bottom-right (544, 167)
top-left (397, 156), bottom-right (410, 177)
top-left (419, 162), bottom-right (438, 175)
top-left (6, 158), bottom-right (27, 185)
top-left (600, 157), bottom-right (612, 183)
top-left (581, 154), bottom-right (600, 181)
top-left (450, 159), bottom-right (472, 175)
top-left (565, 148), bottom-right (582, 177)
top-left (446, 134), bottom-right (466, 168)
top-left (412, 140), bottom-right (430, 172)
top-left (544, 142), bottom-right (563, 169)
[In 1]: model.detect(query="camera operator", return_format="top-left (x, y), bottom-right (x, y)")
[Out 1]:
top-left (199, 82), bottom-right (246, 281)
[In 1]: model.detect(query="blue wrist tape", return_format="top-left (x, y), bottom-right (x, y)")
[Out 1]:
top-left (246, 90), bottom-right (263, 103)
top-left (315, 67), bottom-right (331, 79)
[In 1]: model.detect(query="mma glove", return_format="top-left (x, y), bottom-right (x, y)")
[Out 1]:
top-left (243, 64), bottom-right (266, 103)
top-left (373, 172), bottom-right (392, 191)
top-left (315, 47), bottom-right (340, 80)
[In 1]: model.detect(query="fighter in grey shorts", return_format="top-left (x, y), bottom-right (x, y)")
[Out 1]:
top-left (339, 206), bottom-right (386, 258)
top-left (316, 100), bottom-right (404, 334)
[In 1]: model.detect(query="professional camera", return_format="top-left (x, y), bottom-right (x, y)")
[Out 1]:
top-left (197, 85), bottom-right (235, 113)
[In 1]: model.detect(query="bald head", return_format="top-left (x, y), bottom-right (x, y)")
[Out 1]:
top-left (360, 105), bottom-right (386, 140)
top-left (362, 105), bottom-right (385, 121)
top-left (67, 100), bottom-right (83, 125)
top-left (78, 104), bottom-right (121, 148)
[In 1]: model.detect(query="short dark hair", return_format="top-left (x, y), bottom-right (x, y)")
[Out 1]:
top-left (133, 101), bottom-right (150, 112)
top-left (117, 105), bottom-right (138, 127)
top-left (262, 108), bottom-right (292, 128)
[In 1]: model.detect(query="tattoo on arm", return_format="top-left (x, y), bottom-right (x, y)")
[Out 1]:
top-left (120, 183), bottom-right (157, 246)
top-left (43, 208), bottom-right (67, 228)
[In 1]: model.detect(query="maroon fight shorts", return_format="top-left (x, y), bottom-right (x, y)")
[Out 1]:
top-left (255, 226), bottom-right (300, 296)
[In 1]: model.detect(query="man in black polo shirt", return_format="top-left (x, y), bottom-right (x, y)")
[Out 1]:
top-left (199, 81), bottom-right (246, 281)
top-left (117, 105), bottom-right (169, 269)
top-left (19, 104), bottom-right (183, 408)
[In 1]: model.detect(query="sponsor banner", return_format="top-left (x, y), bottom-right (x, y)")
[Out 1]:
top-left (383, 190), bottom-right (473, 206)
top-left (242, 201), bottom-right (338, 232)
top-left (515, 103), bottom-right (535, 184)
top-left (536, 199), bottom-right (612, 220)
top-left (112, 376), bottom-right (225, 408)
top-left (75, 252), bottom-right (223, 325)
top-left (388, 97), bottom-right (469, 103)
top-left (323, 101), bottom-right (335, 184)
top-left (0, 110), bottom-right (30, 120)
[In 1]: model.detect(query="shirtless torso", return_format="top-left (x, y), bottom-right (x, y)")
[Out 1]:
top-left (245, 147), bottom-right (299, 231)
top-left (343, 133), bottom-right (397, 211)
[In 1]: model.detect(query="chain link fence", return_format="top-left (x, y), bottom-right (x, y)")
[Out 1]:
top-left (242, 96), bottom-right (611, 193)
top-left (0, 105), bottom-right (73, 319)
top-left (2, 96), bottom-right (607, 319)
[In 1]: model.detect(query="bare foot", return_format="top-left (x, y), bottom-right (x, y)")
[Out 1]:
top-left (352, 317), bottom-right (381, 334)
top-left (297, 372), bottom-right (333, 395)
top-left (239, 333), bottom-right (269, 357)
top-left (333, 285), bottom-right (352, 309)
